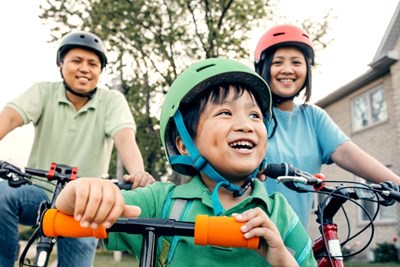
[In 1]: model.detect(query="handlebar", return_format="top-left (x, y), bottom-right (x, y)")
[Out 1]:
top-left (0, 160), bottom-right (133, 190)
top-left (264, 162), bottom-right (400, 203)
top-left (265, 162), bottom-right (400, 263)
top-left (40, 208), bottom-right (260, 249)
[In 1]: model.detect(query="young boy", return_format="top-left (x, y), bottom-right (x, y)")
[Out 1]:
top-left (54, 58), bottom-right (316, 267)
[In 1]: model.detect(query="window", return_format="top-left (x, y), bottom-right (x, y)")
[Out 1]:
top-left (351, 85), bottom-right (387, 132)
top-left (357, 177), bottom-right (396, 223)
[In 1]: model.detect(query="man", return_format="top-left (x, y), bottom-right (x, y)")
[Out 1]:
top-left (0, 31), bottom-right (154, 267)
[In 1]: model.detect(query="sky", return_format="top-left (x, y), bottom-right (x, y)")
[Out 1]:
top-left (0, 0), bottom-right (399, 165)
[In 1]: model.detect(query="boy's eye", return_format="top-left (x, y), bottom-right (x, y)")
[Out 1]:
top-left (217, 110), bottom-right (231, 116)
top-left (249, 112), bottom-right (262, 119)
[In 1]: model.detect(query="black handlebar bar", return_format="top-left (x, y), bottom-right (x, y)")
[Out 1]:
top-left (264, 162), bottom-right (400, 203)
top-left (0, 160), bottom-right (133, 190)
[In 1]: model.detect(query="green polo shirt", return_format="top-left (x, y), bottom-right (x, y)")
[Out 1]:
top-left (106, 177), bottom-right (316, 266)
top-left (7, 82), bottom-right (135, 177)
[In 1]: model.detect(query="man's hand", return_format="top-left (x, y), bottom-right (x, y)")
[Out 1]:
top-left (123, 171), bottom-right (155, 189)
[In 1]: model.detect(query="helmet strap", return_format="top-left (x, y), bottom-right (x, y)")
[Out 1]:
top-left (170, 110), bottom-right (258, 215)
top-left (63, 80), bottom-right (97, 100)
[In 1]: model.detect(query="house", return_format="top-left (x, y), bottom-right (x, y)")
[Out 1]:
top-left (309, 2), bottom-right (400, 260)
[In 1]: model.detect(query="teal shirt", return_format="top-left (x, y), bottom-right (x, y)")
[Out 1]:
top-left (105, 177), bottom-right (317, 267)
top-left (265, 104), bottom-right (349, 228)
top-left (6, 82), bottom-right (135, 177)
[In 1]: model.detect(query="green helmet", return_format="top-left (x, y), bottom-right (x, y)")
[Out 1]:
top-left (160, 57), bottom-right (272, 175)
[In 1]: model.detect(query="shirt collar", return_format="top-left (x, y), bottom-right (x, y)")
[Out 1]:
top-left (171, 176), bottom-right (273, 214)
top-left (56, 82), bottom-right (98, 111)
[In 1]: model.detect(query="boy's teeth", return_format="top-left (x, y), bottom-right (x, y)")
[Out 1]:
top-left (230, 141), bottom-right (253, 148)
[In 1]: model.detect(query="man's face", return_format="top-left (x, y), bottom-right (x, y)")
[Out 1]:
top-left (60, 48), bottom-right (102, 93)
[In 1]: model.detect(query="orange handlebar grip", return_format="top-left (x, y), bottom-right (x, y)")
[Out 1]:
top-left (194, 215), bottom-right (259, 249)
top-left (42, 209), bottom-right (108, 239)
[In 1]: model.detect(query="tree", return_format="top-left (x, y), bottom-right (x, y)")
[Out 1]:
top-left (39, 0), bottom-right (332, 181)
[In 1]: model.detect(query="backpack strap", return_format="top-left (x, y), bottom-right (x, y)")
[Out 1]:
top-left (159, 187), bottom-right (192, 266)
top-left (168, 198), bottom-right (187, 220)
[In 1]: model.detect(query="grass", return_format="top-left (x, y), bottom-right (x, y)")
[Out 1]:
top-left (16, 245), bottom-right (400, 267)
top-left (345, 263), bottom-right (400, 267)
top-left (93, 251), bottom-right (138, 267)
top-left (93, 251), bottom-right (400, 267)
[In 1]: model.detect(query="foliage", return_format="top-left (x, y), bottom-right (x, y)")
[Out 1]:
top-left (38, 0), bottom-right (332, 181)
top-left (19, 227), bottom-right (36, 241)
top-left (373, 242), bottom-right (399, 263)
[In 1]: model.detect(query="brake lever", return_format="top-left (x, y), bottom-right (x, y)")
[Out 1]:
top-left (0, 161), bottom-right (32, 187)
top-left (8, 177), bottom-right (32, 187)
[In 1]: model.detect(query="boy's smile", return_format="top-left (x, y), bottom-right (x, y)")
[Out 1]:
top-left (194, 88), bottom-right (267, 181)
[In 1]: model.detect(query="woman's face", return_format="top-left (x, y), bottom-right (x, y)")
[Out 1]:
top-left (269, 47), bottom-right (307, 98)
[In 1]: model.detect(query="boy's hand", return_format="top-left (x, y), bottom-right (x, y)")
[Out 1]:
top-left (55, 178), bottom-right (141, 229)
top-left (123, 171), bottom-right (155, 189)
top-left (233, 208), bottom-right (299, 267)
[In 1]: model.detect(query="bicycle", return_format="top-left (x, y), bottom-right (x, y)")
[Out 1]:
top-left (21, 162), bottom-right (400, 267)
top-left (264, 162), bottom-right (400, 267)
top-left (0, 160), bottom-right (132, 267)
top-left (40, 209), bottom-right (259, 267)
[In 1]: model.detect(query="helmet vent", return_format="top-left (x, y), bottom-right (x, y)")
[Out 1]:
top-left (196, 64), bottom-right (215, 72)
top-left (273, 32), bottom-right (285, 37)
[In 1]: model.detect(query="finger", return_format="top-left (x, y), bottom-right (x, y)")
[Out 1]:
top-left (89, 182), bottom-right (121, 228)
top-left (101, 188), bottom-right (141, 228)
top-left (72, 180), bottom-right (92, 221)
top-left (122, 205), bottom-right (142, 218)
top-left (123, 174), bottom-right (133, 183)
top-left (79, 182), bottom-right (104, 227)
top-left (138, 173), bottom-right (154, 187)
top-left (258, 174), bottom-right (266, 182)
top-left (130, 173), bottom-right (141, 189)
top-left (234, 208), bottom-right (258, 222)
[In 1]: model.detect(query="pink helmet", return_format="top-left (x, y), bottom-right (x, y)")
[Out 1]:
top-left (254, 24), bottom-right (314, 67)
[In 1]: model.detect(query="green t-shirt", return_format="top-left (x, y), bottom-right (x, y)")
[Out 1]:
top-left (7, 81), bottom-right (135, 179)
top-left (105, 177), bottom-right (317, 267)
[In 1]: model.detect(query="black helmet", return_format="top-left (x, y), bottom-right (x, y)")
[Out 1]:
top-left (56, 31), bottom-right (107, 69)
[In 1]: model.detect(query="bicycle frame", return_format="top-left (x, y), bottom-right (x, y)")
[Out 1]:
top-left (312, 185), bottom-right (350, 267)
top-left (19, 163), bottom-right (78, 267)
top-left (313, 224), bottom-right (343, 267)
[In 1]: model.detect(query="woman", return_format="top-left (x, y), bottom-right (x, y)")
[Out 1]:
top-left (254, 24), bottom-right (400, 228)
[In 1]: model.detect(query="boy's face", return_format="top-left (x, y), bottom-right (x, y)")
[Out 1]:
top-left (193, 88), bottom-right (267, 181)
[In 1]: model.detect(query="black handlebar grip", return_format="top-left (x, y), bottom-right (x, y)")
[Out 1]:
top-left (388, 191), bottom-right (400, 202)
top-left (264, 163), bottom-right (295, 178)
top-left (117, 182), bottom-right (133, 190)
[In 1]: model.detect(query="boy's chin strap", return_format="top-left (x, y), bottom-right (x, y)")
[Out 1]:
top-left (170, 110), bottom-right (260, 215)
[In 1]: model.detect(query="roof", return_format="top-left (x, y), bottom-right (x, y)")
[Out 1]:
top-left (316, 2), bottom-right (400, 108)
